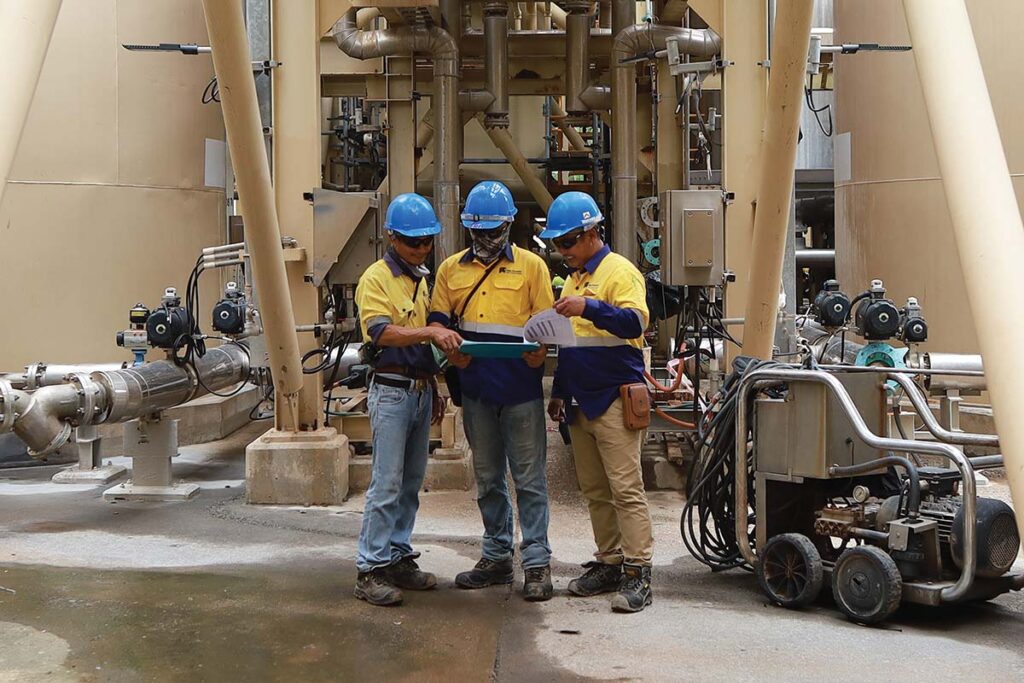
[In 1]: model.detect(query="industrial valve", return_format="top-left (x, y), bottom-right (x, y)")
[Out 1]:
top-left (812, 279), bottom-right (851, 328)
top-left (212, 281), bottom-right (247, 335)
top-left (146, 287), bottom-right (193, 349)
top-left (854, 279), bottom-right (901, 340)
top-left (116, 303), bottom-right (151, 364)
top-left (900, 297), bottom-right (929, 344)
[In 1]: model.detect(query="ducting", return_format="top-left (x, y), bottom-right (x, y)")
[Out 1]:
top-left (0, 344), bottom-right (250, 457)
top-left (611, 17), bottom-right (721, 263)
top-left (483, 1), bottom-right (510, 127)
top-left (564, 0), bottom-right (592, 114)
top-left (332, 11), bottom-right (461, 257)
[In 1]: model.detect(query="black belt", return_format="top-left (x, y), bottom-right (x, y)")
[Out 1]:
top-left (373, 374), bottom-right (429, 391)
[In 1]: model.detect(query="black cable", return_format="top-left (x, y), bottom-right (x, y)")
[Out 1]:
top-left (804, 86), bottom-right (832, 137)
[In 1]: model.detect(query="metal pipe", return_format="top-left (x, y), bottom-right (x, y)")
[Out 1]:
top-left (549, 99), bottom-right (589, 152)
top-left (740, 1), bottom-right (814, 359)
top-left (888, 373), bottom-right (998, 448)
top-left (476, 114), bottom-right (554, 211)
top-left (332, 11), bottom-right (461, 260)
top-left (0, 0), bottom-right (62, 207)
top-left (564, 0), bottom-right (593, 113)
top-left (459, 89), bottom-right (496, 112)
top-left (579, 84), bottom-right (612, 111)
top-left (3, 362), bottom-right (128, 391)
top-left (523, 1), bottom-right (538, 30)
top-left (970, 455), bottom-right (1004, 469)
top-left (0, 345), bottom-right (249, 457)
top-left (483, 1), bottom-right (510, 125)
top-left (795, 248), bottom-right (835, 267)
top-left (923, 352), bottom-right (986, 393)
top-left (611, 18), bottom-right (721, 263)
top-left (202, 0), bottom-right (305, 431)
top-left (734, 367), bottom-right (976, 601)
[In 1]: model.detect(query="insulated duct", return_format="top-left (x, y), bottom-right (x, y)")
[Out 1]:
top-left (332, 11), bottom-right (461, 258)
top-left (0, 345), bottom-right (250, 457)
top-left (611, 17), bottom-right (721, 263)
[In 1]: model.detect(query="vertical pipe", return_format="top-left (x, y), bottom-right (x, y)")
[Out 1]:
top-left (484, 1), bottom-right (510, 125)
top-left (440, 0), bottom-right (464, 181)
top-left (611, 0), bottom-right (637, 262)
top-left (565, 2), bottom-right (592, 113)
top-left (0, 0), bottom-right (62, 207)
top-left (599, 0), bottom-right (613, 28)
top-left (739, 0), bottom-right (814, 359)
top-left (523, 1), bottom-right (538, 30)
top-left (201, 0), bottom-right (304, 430)
top-left (435, 70), bottom-right (462, 261)
top-left (903, 0), bottom-right (1024, 543)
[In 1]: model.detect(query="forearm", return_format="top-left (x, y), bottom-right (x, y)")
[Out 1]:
top-left (376, 324), bottom-right (435, 348)
top-left (582, 299), bottom-right (644, 338)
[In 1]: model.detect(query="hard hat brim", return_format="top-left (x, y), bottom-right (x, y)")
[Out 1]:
top-left (387, 222), bottom-right (442, 237)
top-left (462, 219), bottom-right (506, 230)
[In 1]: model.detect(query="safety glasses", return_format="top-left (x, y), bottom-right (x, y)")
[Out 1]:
top-left (394, 233), bottom-right (435, 249)
top-left (551, 229), bottom-right (587, 251)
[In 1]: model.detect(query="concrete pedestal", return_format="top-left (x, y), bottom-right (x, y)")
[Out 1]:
top-left (246, 427), bottom-right (350, 505)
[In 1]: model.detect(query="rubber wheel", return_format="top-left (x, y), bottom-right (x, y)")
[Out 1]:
top-left (832, 545), bottom-right (902, 624)
top-left (756, 533), bottom-right (825, 608)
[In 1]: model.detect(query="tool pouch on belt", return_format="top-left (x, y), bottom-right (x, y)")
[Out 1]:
top-left (619, 383), bottom-right (651, 430)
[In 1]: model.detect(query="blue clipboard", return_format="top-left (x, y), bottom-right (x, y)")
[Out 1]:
top-left (459, 341), bottom-right (541, 358)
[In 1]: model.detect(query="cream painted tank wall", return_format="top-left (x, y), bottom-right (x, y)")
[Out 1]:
top-left (834, 0), bottom-right (1024, 353)
top-left (0, 0), bottom-right (227, 369)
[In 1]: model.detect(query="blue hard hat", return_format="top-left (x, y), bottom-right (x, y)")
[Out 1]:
top-left (461, 180), bottom-right (518, 230)
top-left (384, 193), bottom-right (442, 236)
top-left (539, 191), bottom-right (603, 239)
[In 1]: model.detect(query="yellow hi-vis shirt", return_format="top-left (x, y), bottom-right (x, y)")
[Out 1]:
top-left (553, 245), bottom-right (649, 419)
top-left (429, 244), bottom-right (554, 404)
top-left (354, 251), bottom-right (435, 374)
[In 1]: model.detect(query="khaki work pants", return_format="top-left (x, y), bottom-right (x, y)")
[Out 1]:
top-left (568, 398), bottom-right (653, 566)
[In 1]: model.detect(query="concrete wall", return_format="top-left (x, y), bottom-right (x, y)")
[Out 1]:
top-left (0, 0), bottom-right (227, 370)
top-left (833, 0), bottom-right (1024, 353)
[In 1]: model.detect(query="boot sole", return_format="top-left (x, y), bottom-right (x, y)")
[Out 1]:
top-left (455, 573), bottom-right (515, 589)
top-left (390, 578), bottom-right (438, 591)
top-left (523, 590), bottom-right (554, 602)
top-left (353, 586), bottom-right (403, 606)
top-left (567, 583), bottom-right (619, 597)
top-left (610, 593), bottom-right (653, 613)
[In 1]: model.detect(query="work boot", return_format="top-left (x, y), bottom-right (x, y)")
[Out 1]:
top-left (567, 561), bottom-right (622, 597)
top-left (455, 557), bottom-right (514, 589)
top-left (523, 565), bottom-right (553, 602)
top-left (386, 556), bottom-right (437, 591)
top-left (354, 567), bottom-right (403, 606)
top-left (610, 564), bottom-right (653, 613)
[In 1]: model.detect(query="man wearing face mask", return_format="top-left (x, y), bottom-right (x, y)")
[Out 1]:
top-left (354, 192), bottom-right (463, 607)
top-left (428, 180), bottom-right (555, 601)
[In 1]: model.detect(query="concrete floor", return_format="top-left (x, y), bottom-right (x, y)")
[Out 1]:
top-left (1, 421), bottom-right (1024, 682)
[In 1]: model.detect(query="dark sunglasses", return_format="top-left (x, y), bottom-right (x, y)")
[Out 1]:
top-left (551, 230), bottom-right (587, 250)
top-left (395, 234), bottom-right (435, 249)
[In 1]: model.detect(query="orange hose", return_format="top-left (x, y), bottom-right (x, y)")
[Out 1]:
top-left (654, 406), bottom-right (696, 430)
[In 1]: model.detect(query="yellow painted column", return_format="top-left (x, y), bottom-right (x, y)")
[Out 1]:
top-left (904, 0), bottom-right (1024, 541)
top-left (272, 0), bottom-right (325, 429)
top-left (0, 0), bottom-right (62, 206)
top-left (739, 1), bottom-right (813, 358)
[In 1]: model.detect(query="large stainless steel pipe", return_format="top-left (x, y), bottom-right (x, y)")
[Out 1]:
top-left (740, 1), bottom-right (814, 359)
top-left (564, 0), bottom-right (592, 113)
top-left (202, 0), bottom-right (304, 431)
top-left (611, 19), bottom-right (721, 264)
top-left (0, 345), bottom-right (250, 457)
top-left (734, 367), bottom-right (977, 602)
top-left (3, 362), bottom-right (128, 391)
top-left (0, 0), bottom-right (62, 207)
top-left (332, 11), bottom-right (461, 258)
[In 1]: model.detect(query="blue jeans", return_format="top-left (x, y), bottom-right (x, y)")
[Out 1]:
top-left (356, 379), bottom-right (432, 573)
top-left (462, 396), bottom-right (551, 569)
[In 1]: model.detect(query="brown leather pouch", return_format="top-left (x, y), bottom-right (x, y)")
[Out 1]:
top-left (619, 383), bottom-right (651, 430)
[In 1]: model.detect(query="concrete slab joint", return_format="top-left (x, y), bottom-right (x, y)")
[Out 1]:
top-left (246, 427), bottom-right (350, 505)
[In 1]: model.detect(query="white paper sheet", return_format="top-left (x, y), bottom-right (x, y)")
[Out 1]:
top-left (523, 308), bottom-right (576, 346)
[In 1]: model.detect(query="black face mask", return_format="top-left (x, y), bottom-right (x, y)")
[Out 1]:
top-left (471, 224), bottom-right (510, 263)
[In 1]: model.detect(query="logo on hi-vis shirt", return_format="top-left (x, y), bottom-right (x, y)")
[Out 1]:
top-left (499, 267), bottom-right (523, 275)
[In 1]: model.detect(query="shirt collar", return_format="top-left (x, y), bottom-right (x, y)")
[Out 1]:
top-left (383, 249), bottom-right (422, 279)
top-left (579, 245), bottom-right (611, 275)
top-left (459, 243), bottom-right (516, 264)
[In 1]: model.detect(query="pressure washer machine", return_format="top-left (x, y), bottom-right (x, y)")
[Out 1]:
top-left (682, 360), bottom-right (1023, 624)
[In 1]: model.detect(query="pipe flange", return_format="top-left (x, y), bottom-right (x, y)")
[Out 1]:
top-left (562, 0), bottom-right (593, 14)
top-left (67, 372), bottom-right (103, 426)
top-left (484, 113), bottom-right (510, 129)
top-left (638, 196), bottom-right (659, 229)
top-left (483, 0), bottom-right (509, 16)
top-left (27, 421), bottom-right (73, 459)
top-left (0, 380), bottom-right (15, 434)
top-left (24, 362), bottom-right (44, 391)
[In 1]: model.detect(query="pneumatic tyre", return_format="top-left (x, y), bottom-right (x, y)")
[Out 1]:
top-left (756, 533), bottom-right (825, 608)
top-left (832, 545), bottom-right (902, 624)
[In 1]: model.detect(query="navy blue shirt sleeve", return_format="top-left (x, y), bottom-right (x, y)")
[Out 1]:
top-left (581, 298), bottom-right (644, 339)
top-left (367, 322), bottom-right (388, 344)
top-left (427, 311), bottom-right (451, 327)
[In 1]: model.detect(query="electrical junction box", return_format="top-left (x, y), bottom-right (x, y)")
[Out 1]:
top-left (659, 189), bottom-right (725, 286)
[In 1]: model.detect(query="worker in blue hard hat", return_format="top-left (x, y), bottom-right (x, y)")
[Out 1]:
top-left (428, 180), bottom-right (556, 601)
top-left (353, 192), bottom-right (464, 607)
top-left (543, 191), bottom-right (655, 613)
